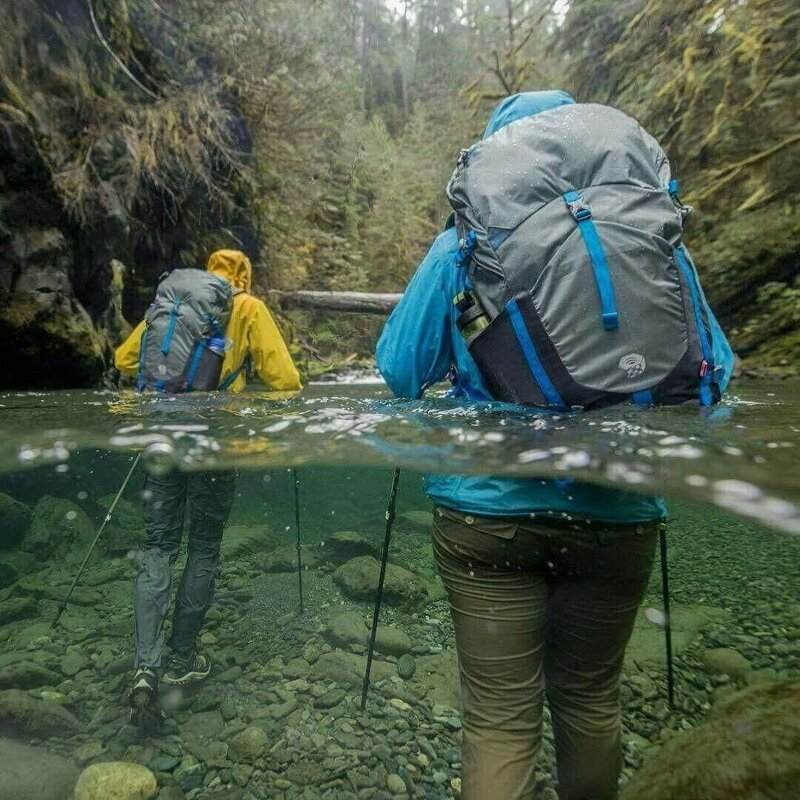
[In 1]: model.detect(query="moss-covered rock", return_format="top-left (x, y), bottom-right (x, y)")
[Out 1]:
top-left (0, 493), bottom-right (31, 548)
top-left (23, 495), bottom-right (95, 561)
top-left (333, 556), bottom-right (429, 610)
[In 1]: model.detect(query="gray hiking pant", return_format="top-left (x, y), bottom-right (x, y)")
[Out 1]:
top-left (432, 505), bottom-right (659, 800)
top-left (134, 470), bottom-right (235, 670)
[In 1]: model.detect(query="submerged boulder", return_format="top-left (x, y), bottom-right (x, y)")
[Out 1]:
top-left (0, 689), bottom-right (81, 736)
top-left (0, 596), bottom-right (39, 625)
top-left (95, 495), bottom-right (144, 554)
top-left (259, 544), bottom-right (320, 573)
top-left (0, 738), bottom-right (80, 800)
top-left (22, 496), bottom-right (94, 561)
top-left (324, 611), bottom-right (369, 648)
top-left (318, 531), bottom-right (379, 564)
top-left (333, 556), bottom-right (429, 610)
top-left (0, 661), bottom-right (61, 690)
top-left (221, 524), bottom-right (276, 560)
top-left (0, 493), bottom-right (31, 548)
top-left (620, 679), bottom-right (800, 800)
top-left (73, 761), bottom-right (158, 800)
top-left (310, 649), bottom-right (394, 687)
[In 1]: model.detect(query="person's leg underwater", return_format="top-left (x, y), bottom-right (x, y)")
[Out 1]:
top-left (162, 470), bottom-right (235, 684)
top-left (543, 522), bottom-right (658, 800)
top-left (130, 470), bottom-right (187, 720)
top-left (432, 506), bottom-right (549, 800)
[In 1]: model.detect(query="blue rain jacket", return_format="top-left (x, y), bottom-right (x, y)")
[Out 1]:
top-left (376, 91), bottom-right (735, 522)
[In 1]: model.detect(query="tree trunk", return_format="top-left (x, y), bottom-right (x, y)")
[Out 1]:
top-left (271, 290), bottom-right (402, 314)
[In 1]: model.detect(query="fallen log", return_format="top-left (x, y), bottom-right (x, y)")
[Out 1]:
top-left (271, 290), bottom-right (402, 314)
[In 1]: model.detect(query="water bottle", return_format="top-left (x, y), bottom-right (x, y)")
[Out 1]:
top-left (188, 336), bottom-right (227, 391)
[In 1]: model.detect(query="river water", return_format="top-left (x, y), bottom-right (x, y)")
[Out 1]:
top-left (0, 376), bottom-right (798, 798)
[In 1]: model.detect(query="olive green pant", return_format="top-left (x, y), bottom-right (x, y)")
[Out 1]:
top-left (432, 506), bottom-right (659, 800)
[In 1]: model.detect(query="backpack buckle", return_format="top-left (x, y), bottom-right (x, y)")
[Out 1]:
top-left (566, 195), bottom-right (592, 222)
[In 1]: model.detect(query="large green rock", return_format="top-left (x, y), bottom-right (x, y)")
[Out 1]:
top-left (73, 761), bottom-right (158, 800)
top-left (333, 556), bottom-right (429, 610)
top-left (0, 661), bottom-right (61, 690)
top-left (0, 596), bottom-right (39, 625)
top-left (0, 689), bottom-right (81, 736)
top-left (0, 493), bottom-right (31, 549)
top-left (309, 649), bottom-right (394, 687)
top-left (95, 495), bottom-right (144, 554)
top-left (317, 531), bottom-right (379, 564)
top-left (0, 738), bottom-right (80, 800)
top-left (23, 495), bottom-right (94, 561)
top-left (621, 679), bottom-right (800, 800)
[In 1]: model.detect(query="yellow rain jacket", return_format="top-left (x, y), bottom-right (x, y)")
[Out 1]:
top-left (115, 250), bottom-right (301, 392)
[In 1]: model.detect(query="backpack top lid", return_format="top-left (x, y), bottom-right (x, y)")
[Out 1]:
top-left (446, 102), bottom-right (678, 320)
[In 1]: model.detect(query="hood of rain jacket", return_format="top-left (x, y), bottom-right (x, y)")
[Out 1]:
top-left (206, 249), bottom-right (252, 294)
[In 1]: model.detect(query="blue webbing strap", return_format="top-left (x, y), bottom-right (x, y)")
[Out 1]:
top-left (507, 299), bottom-right (565, 408)
top-left (136, 328), bottom-right (148, 393)
top-left (563, 191), bottom-right (619, 331)
top-left (160, 300), bottom-right (181, 356)
top-left (674, 247), bottom-right (714, 406)
top-left (218, 356), bottom-right (250, 392)
top-left (184, 342), bottom-right (205, 392)
top-left (632, 389), bottom-right (654, 405)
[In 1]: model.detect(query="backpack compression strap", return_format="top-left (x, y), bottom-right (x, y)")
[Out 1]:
top-left (563, 190), bottom-right (619, 331)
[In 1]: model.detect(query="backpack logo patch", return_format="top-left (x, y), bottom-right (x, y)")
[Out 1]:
top-left (619, 353), bottom-right (646, 378)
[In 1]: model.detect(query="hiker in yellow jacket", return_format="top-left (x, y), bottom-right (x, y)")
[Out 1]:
top-left (117, 250), bottom-right (301, 727)
top-left (115, 249), bottom-right (301, 392)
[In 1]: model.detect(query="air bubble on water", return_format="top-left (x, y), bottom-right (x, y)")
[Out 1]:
top-left (285, 526), bottom-right (291, 532)
top-left (55, 463), bottom-right (69, 473)
top-left (77, 491), bottom-right (88, 500)
top-left (262, 474), bottom-right (271, 482)
top-left (685, 474), bottom-right (708, 487)
top-left (65, 510), bottom-right (77, 521)
top-left (468, 570), bottom-right (475, 577)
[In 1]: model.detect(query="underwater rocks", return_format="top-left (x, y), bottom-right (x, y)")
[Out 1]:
top-left (0, 596), bottom-right (39, 625)
top-left (621, 679), bottom-right (800, 800)
top-left (220, 524), bottom-right (277, 560)
top-left (95, 495), bottom-right (145, 555)
top-left (74, 761), bottom-right (158, 800)
top-left (310, 650), bottom-right (394, 687)
top-left (702, 647), bottom-right (752, 681)
top-left (0, 492), bottom-right (31, 548)
top-left (0, 688), bottom-right (81, 736)
top-left (22, 495), bottom-right (94, 561)
top-left (259, 544), bottom-right (320, 573)
top-left (0, 660), bottom-right (60, 690)
top-left (333, 556), bottom-right (429, 610)
top-left (228, 726), bottom-right (270, 763)
top-left (323, 610), bottom-right (412, 657)
top-left (0, 738), bottom-right (80, 800)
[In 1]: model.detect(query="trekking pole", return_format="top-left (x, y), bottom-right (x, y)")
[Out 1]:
top-left (361, 467), bottom-right (401, 711)
top-left (52, 451), bottom-right (142, 629)
top-left (292, 467), bottom-right (304, 614)
top-left (659, 523), bottom-right (675, 708)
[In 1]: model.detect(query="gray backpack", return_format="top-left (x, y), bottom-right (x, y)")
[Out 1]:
top-left (446, 102), bottom-right (721, 409)
top-left (137, 269), bottom-right (233, 393)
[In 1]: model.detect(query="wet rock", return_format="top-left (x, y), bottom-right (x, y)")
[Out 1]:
top-left (95, 496), bottom-right (144, 555)
top-left (310, 650), bottom-right (394, 687)
top-left (181, 710), bottom-right (224, 740)
top-left (220, 524), bottom-right (276, 560)
top-left (0, 560), bottom-right (18, 588)
top-left (282, 657), bottom-right (311, 679)
top-left (0, 660), bottom-right (60, 690)
top-left (82, 564), bottom-right (128, 586)
top-left (333, 556), bottom-right (429, 610)
top-left (325, 611), bottom-right (369, 648)
top-left (60, 649), bottom-right (90, 677)
top-left (386, 773), bottom-right (407, 793)
top-left (259, 545), bottom-right (319, 573)
top-left (0, 596), bottom-right (38, 624)
top-left (318, 531), bottom-right (379, 564)
top-left (376, 625), bottom-right (412, 657)
top-left (397, 654), bottom-right (416, 680)
top-left (0, 737), bottom-right (80, 800)
top-left (313, 687), bottom-right (346, 709)
top-left (23, 496), bottom-right (94, 561)
top-left (0, 689), bottom-right (81, 736)
top-left (621, 680), bottom-right (800, 800)
top-left (74, 761), bottom-right (158, 800)
top-left (0, 493), bottom-right (31, 548)
top-left (75, 740), bottom-right (106, 765)
top-left (702, 647), bottom-right (752, 680)
top-left (228, 726), bottom-right (269, 762)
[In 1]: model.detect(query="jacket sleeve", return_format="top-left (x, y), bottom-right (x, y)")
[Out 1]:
top-left (114, 320), bottom-right (146, 377)
top-left (247, 301), bottom-right (302, 391)
top-left (376, 233), bottom-right (455, 398)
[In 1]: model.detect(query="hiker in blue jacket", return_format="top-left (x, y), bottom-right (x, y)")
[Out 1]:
top-left (377, 90), bottom-right (734, 800)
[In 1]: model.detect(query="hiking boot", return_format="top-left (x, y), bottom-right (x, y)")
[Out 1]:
top-left (162, 650), bottom-right (211, 685)
top-left (129, 668), bottom-right (161, 728)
